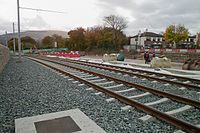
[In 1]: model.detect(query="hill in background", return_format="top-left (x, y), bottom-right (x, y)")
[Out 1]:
top-left (0, 30), bottom-right (69, 45)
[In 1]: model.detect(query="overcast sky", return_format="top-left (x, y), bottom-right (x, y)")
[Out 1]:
top-left (0, 0), bottom-right (200, 36)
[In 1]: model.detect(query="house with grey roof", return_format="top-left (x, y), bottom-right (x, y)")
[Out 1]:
top-left (129, 30), bottom-right (198, 49)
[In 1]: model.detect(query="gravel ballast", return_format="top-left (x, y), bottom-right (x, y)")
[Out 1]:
top-left (0, 57), bottom-right (186, 132)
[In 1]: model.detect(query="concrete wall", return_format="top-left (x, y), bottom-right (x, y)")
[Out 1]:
top-left (0, 44), bottom-right (10, 73)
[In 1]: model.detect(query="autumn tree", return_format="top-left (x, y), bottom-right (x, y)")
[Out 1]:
top-left (84, 26), bottom-right (113, 50)
top-left (95, 27), bottom-right (115, 49)
top-left (42, 36), bottom-right (54, 48)
top-left (103, 15), bottom-right (128, 46)
top-left (52, 34), bottom-right (66, 48)
top-left (8, 36), bottom-right (36, 50)
top-left (21, 36), bottom-right (37, 49)
top-left (164, 24), bottom-right (189, 48)
top-left (8, 38), bottom-right (18, 50)
top-left (84, 27), bottom-right (98, 51)
top-left (68, 27), bottom-right (86, 50)
top-left (197, 33), bottom-right (200, 48)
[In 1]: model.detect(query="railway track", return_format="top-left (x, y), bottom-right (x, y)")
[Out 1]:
top-left (39, 55), bottom-right (200, 102)
top-left (56, 57), bottom-right (200, 90)
top-left (26, 56), bottom-right (200, 133)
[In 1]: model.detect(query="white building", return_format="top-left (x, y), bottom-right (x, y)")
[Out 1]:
top-left (130, 31), bottom-right (165, 49)
top-left (129, 31), bottom-right (198, 49)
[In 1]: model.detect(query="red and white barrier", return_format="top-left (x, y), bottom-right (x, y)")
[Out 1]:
top-left (41, 52), bottom-right (81, 58)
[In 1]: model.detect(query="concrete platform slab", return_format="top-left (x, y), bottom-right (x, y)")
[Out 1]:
top-left (15, 109), bottom-right (106, 133)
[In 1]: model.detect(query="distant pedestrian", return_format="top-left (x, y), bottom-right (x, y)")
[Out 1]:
top-left (152, 52), bottom-right (156, 58)
top-left (144, 51), bottom-right (150, 64)
top-left (144, 51), bottom-right (147, 60)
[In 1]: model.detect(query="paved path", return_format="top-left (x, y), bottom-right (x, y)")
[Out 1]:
top-left (83, 55), bottom-right (183, 69)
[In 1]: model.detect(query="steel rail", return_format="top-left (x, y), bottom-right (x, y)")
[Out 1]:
top-left (65, 57), bottom-right (200, 83)
top-left (27, 56), bottom-right (200, 133)
top-left (52, 57), bottom-right (200, 91)
top-left (32, 56), bottom-right (200, 109)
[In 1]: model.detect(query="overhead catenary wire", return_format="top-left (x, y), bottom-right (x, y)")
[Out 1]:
top-left (19, 7), bottom-right (67, 14)
top-left (17, 2), bottom-right (67, 60)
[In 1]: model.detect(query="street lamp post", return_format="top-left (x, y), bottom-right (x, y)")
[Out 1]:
top-left (17, 0), bottom-right (21, 60)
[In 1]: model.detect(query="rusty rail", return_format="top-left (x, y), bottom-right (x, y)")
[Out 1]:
top-left (27, 56), bottom-right (200, 133)
top-left (30, 56), bottom-right (200, 108)
top-left (65, 57), bottom-right (200, 83)
top-left (53, 57), bottom-right (200, 91)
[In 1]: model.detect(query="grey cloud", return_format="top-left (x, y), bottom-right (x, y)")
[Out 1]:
top-left (21, 15), bottom-right (49, 31)
top-left (0, 15), bottom-right (49, 35)
top-left (0, 18), bottom-right (13, 35)
top-left (96, 0), bottom-right (200, 35)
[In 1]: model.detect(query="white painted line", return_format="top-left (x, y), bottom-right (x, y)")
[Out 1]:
top-left (71, 71), bottom-right (82, 74)
top-left (68, 71), bottom-right (78, 73)
top-left (170, 78), bottom-right (177, 81)
top-left (84, 76), bottom-right (99, 80)
top-left (78, 84), bottom-right (85, 86)
top-left (128, 92), bottom-right (151, 99)
top-left (164, 83), bottom-right (170, 86)
top-left (139, 105), bottom-right (192, 122)
top-left (76, 72), bottom-right (85, 74)
top-left (179, 87), bottom-right (187, 90)
top-left (144, 98), bottom-right (169, 106)
top-left (86, 88), bottom-right (93, 91)
top-left (90, 79), bottom-right (106, 82)
top-left (73, 81), bottom-right (79, 83)
top-left (183, 81), bottom-right (190, 84)
top-left (105, 84), bottom-right (123, 89)
top-left (160, 76), bottom-right (166, 79)
top-left (79, 75), bottom-right (93, 78)
top-left (74, 73), bottom-right (87, 76)
top-left (106, 98), bottom-right (115, 102)
top-left (121, 105), bottom-right (132, 110)
top-left (115, 88), bottom-right (136, 93)
top-left (95, 92), bottom-right (102, 95)
top-left (96, 81), bottom-right (114, 85)
top-left (107, 92), bottom-right (151, 102)
top-left (166, 105), bottom-right (192, 115)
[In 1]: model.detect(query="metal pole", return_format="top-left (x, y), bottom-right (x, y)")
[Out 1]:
top-left (13, 23), bottom-right (16, 56)
top-left (196, 32), bottom-right (198, 49)
top-left (5, 31), bottom-right (8, 47)
top-left (17, 0), bottom-right (21, 59)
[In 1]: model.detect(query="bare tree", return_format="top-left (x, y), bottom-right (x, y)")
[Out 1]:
top-left (104, 15), bottom-right (128, 31)
top-left (103, 15), bottom-right (128, 45)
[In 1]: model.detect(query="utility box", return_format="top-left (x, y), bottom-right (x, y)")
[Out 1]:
top-left (117, 54), bottom-right (125, 61)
